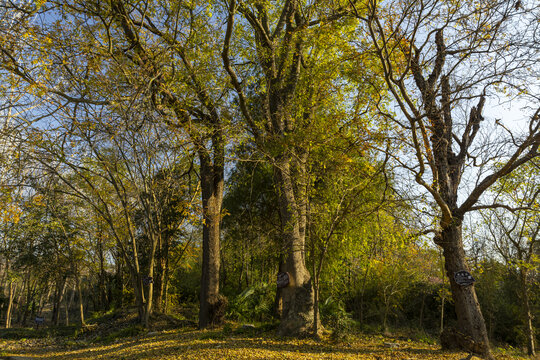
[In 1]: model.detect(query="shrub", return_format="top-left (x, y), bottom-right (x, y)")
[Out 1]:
top-left (226, 283), bottom-right (274, 322)
top-left (320, 296), bottom-right (355, 341)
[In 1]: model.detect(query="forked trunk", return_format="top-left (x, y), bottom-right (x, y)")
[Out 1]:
top-left (438, 224), bottom-right (493, 359)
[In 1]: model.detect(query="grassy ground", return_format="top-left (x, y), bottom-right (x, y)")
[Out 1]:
top-left (0, 324), bottom-right (529, 360)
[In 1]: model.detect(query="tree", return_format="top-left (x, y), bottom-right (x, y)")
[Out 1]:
top-left (0, 0), bottom-right (229, 328)
top-left (354, 0), bottom-right (540, 356)
top-left (18, 97), bottom-right (195, 327)
top-left (480, 161), bottom-right (539, 356)
top-left (306, 135), bottom-right (392, 336)
top-left (221, 150), bottom-right (281, 294)
top-left (222, 0), bottom-right (370, 336)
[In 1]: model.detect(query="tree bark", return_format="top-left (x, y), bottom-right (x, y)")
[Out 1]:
top-left (163, 251), bottom-right (170, 313)
top-left (66, 281), bottom-right (75, 326)
top-left (75, 273), bottom-right (85, 326)
top-left (5, 280), bottom-right (16, 329)
top-left (274, 258), bottom-right (285, 319)
top-left (275, 157), bottom-right (314, 336)
top-left (51, 276), bottom-right (67, 326)
top-left (519, 268), bottom-right (535, 356)
top-left (438, 224), bottom-right (493, 359)
top-left (130, 268), bottom-right (146, 325)
top-left (312, 258), bottom-right (321, 338)
top-left (198, 146), bottom-right (225, 328)
top-left (97, 230), bottom-right (108, 310)
top-left (154, 235), bottom-right (165, 313)
top-left (21, 274), bottom-right (33, 326)
top-left (142, 231), bottom-right (159, 328)
top-left (114, 250), bottom-right (124, 309)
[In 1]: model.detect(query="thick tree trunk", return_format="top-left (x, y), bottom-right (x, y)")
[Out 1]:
top-left (198, 150), bottom-right (225, 328)
top-left (275, 158), bottom-right (314, 336)
top-left (438, 224), bottom-right (493, 359)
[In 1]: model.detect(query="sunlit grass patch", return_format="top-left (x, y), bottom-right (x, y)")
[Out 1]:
top-left (1, 326), bottom-right (530, 359)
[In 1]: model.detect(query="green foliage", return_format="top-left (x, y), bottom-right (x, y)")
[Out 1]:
top-left (226, 283), bottom-right (275, 323)
top-left (320, 296), bottom-right (355, 337)
top-left (170, 256), bottom-right (201, 304)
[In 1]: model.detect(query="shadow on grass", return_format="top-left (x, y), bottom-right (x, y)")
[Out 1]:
top-left (6, 328), bottom-right (463, 360)
top-left (0, 325), bottom-right (79, 340)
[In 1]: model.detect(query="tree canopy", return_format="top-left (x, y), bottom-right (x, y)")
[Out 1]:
top-left (0, 0), bottom-right (539, 358)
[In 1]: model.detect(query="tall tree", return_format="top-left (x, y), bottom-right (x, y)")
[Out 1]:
top-left (0, 0), bottom-right (229, 327)
top-left (222, 0), bottom-right (372, 335)
top-left (354, 0), bottom-right (540, 356)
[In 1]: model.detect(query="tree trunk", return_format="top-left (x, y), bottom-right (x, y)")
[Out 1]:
top-left (5, 281), bottom-right (16, 329)
top-left (274, 158), bottom-right (314, 336)
top-left (130, 268), bottom-right (146, 325)
top-left (114, 249), bottom-right (124, 309)
top-left (22, 275), bottom-right (34, 326)
top-left (51, 277), bottom-right (67, 326)
top-left (519, 268), bottom-right (535, 356)
top-left (143, 232), bottom-right (159, 328)
top-left (274, 258), bottom-right (284, 319)
top-left (66, 281), bottom-right (76, 326)
top-left (312, 262), bottom-right (321, 338)
top-left (98, 231), bottom-right (108, 310)
top-left (38, 284), bottom-right (52, 315)
top-left (14, 279), bottom-right (26, 325)
top-left (440, 295), bottom-right (445, 334)
top-left (198, 148), bottom-right (225, 328)
top-left (154, 235), bottom-right (165, 313)
top-left (75, 273), bottom-right (85, 326)
top-left (438, 224), bottom-right (493, 359)
top-left (163, 252), bottom-right (170, 314)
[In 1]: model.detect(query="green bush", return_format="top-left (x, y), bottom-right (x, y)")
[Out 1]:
top-left (226, 283), bottom-right (275, 322)
top-left (320, 296), bottom-right (355, 341)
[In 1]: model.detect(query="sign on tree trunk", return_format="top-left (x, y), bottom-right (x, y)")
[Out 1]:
top-left (277, 272), bottom-right (290, 288)
top-left (454, 271), bottom-right (475, 286)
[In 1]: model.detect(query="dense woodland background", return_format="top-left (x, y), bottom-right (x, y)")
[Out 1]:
top-left (0, 0), bottom-right (539, 358)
